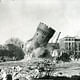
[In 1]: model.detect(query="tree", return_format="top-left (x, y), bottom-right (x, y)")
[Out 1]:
top-left (0, 38), bottom-right (25, 62)
top-left (6, 44), bottom-right (25, 60)
top-left (5, 38), bottom-right (24, 49)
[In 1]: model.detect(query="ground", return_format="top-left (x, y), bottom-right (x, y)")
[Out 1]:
top-left (0, 59), bottom-right (80, 78)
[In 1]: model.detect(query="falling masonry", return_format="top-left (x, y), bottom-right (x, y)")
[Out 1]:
top-left (24, 22), bottom-right (56, 59)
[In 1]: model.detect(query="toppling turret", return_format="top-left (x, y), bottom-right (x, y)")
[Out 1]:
top-left (33, 22), bottom-right (55, 46)
top-left (24, 22), bottom-right (55, 55)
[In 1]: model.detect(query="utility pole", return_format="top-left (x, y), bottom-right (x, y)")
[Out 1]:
top-left (55, 32), bottom-right (61, 43)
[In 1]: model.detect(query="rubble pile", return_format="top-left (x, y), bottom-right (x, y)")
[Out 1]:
top-left (0, 59), bottom-right (56, 80)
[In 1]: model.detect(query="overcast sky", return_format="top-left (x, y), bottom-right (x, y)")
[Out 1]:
top-left (0, 0), bottom-right (80, 44)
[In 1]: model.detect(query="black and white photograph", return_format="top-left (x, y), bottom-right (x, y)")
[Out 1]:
top-left (0, 0), bottom-right (80, 80)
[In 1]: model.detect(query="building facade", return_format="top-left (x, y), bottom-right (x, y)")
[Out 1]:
top-left (59, 36), bottom-right (80, 57)
top-left (75, 38), bottom-right (80, 56)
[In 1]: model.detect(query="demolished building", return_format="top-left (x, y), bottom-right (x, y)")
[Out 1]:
top-left (24, 22), bottom-right (56, 59)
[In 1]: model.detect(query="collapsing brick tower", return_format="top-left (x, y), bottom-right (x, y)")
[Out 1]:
top-left (25, 22), bottom-right (55, 54)
top-left (33, 22), bottom-right (55, 46)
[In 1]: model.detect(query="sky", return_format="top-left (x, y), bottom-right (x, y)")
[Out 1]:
top-left (0, 0), bottom-right (80, 44)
